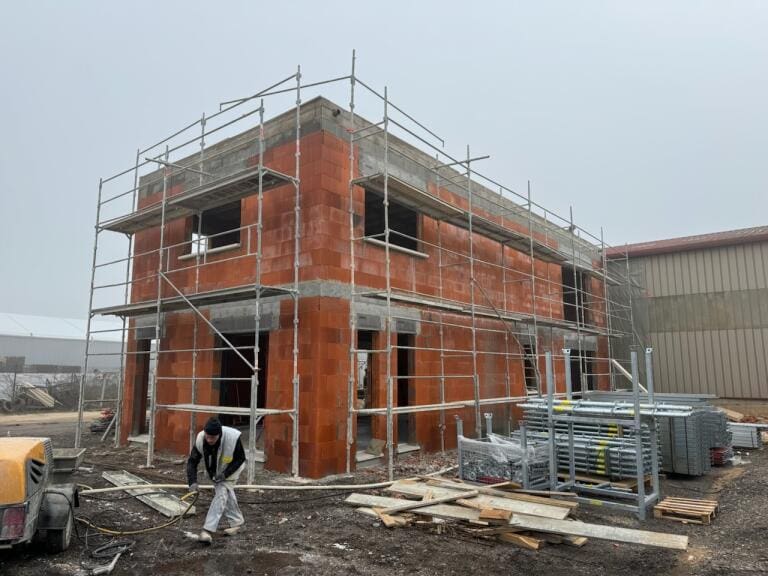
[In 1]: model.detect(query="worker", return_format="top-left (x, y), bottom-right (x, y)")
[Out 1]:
top-left (186, 417), bottom-right (246, 543)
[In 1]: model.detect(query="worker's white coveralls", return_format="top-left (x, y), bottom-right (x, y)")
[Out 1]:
top-left (195, 426), bottom-right (245, 532)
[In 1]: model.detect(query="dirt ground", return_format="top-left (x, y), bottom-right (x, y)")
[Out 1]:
top-left (1, 411), bottom-right (767, 576)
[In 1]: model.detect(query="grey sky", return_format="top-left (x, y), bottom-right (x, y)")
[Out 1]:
top-left (0, 1), bottom-right (766, 319)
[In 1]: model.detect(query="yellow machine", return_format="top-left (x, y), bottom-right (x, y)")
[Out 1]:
top-left (0, 438), bottom-right (78, 552)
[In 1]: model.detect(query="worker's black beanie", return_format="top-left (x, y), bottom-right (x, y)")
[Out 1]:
top-left (204, 417), bottom-right (222, 436)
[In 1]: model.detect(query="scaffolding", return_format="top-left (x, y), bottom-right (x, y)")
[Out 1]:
top-left (533, 348), bottom-right (681, 520)
top-left (76, 53), bottom-right (638, 482)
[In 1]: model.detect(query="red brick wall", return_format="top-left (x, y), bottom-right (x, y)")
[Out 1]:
top-left (120, 126), bottom-right (606, 477)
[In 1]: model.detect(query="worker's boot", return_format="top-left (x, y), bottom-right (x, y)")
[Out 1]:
top-left (223, 524), bottom-right (243, 536)
top-left (198, 530), bottom-right (213, 543)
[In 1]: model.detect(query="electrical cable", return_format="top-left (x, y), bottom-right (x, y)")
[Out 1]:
top-left (238, 489), bottom-right (358, 505)
top-left (75, 491), bottom-right (198, 536)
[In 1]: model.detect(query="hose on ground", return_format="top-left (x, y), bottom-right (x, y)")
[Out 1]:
top-left (77, 465), bottom-right (457, 497)
top-left (76, 491), bottom-right (199, 536)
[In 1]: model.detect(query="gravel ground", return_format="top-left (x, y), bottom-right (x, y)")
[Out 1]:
top-left (1, 412), bottom-right (766, 576)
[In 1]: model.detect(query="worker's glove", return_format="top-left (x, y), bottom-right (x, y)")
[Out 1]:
top-left (213, 473), bottom-right (225, 483)
top-left (189, 482), bottom-right (199, 493)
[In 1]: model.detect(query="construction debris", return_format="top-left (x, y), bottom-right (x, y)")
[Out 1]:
top-left (17, 382), bottom-right (56, 408)
top-left (90, 408), bottom-right (115, 433)
top-left (344, 477), bottom-right (688, 551)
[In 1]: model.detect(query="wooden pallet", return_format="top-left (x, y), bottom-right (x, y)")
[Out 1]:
top-left (653, 497), bottom-right (718, 525)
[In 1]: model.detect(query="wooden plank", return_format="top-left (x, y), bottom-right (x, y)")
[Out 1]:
top-left (508, 514), bottom-right (688, 550)
top-left (655, 503), bottom-right (716, 511)
top-left (101, 470), bottom-right (195, 518)
top-left (479, 509), bottom-right (513, 523)
top-left (373, 508), bottom-right (411, 528)
top-left (564, 536), bottom-right (588, 547)
top-left (419, 483), bottom-right (575, 516)
top-left (504, 492), bottom-right (578, 509)
top-left (721, 407), bottom-right (744, 422)
top-left (656, 500), bottom-right (717, 508)
top-left (529, 531), bottom-right (564, 544)
top-left (388, 482), bottom-right (571, 520)
top-left (513, 489), bottom-right (579, 498)
top-left (425, 479), bottom-right (528, 500)
top-left (355, 507), bottom-right (380, 518)
top-left (460, 526), bottom-right (525, 536)
top-left (456, 498), bottom-right (485, 510)
top-left (499, 532), bottom-right (543, 550)
top-left (380, 490), bottom-right (478, 515)
top-left (345, 493), bottom-right (480, 522)
top-left (653, 509), bottom-right (708, 525)
top-left (357, 507), bottom-right (416, 527)
top-left (661, 497), bottom-right (718, 505)
top-left (436, 482), bottom-right (578, 509)
top-left (557, 472), bottom-right (651, 491)
top-left (656, 503), bottom-right (716, 513)
top-left (374, 509), bottom-right (399, 528)
top-left (485, 481), bottom-right (522, 490)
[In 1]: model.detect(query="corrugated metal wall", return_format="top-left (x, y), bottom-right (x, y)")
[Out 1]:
top-left (0, 335), bottom-right (122, 372)
top-left (630, 241), bottom-right (768, 399)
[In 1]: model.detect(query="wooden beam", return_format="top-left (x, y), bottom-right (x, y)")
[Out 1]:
top-left (499, 532), bottom-right (543, 550)
top-left (513, 489), bottom-right (578, 498)
top-left (345, 493), bottom-right (480, 522)
top-left (388, 482), bottom-right (571, 520)
top-left (508, 514), bottom-right (688, 550)
top-left (380, 490), bottom-right (478, 515)
top-left (426, 479), bottom-right (577, 509)
top-left (479, 508), bottom-right (513, 523)
top-left (564, 536), bottom-right (588, 547)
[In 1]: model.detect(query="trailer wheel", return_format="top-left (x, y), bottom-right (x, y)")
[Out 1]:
top-left (45, 508), bottom-right (73, 553)
top-left (0, 400), bottom-right (11, 412)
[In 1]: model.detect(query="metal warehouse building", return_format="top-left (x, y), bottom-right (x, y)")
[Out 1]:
top-left (607, 226), bottom-right (768, 400)
top-left (0, 313), bottom-right (122, 373)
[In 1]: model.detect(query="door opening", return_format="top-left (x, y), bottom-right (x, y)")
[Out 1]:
top-left (218, 332), bottom-right (268, 431)
top-left (397, 333), bottom-right (413, 444)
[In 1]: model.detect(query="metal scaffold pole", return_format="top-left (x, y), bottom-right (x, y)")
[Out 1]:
top-left (631, 350), bottom-right (646, 520)
top-left (76, 178), bottom-right (105, 450)
top-left (466, 146), bottom-right (481, 438)
top-left (500, 186), bottom-right (512, 433)
top-left (346, 50), bottom-right (357, 473)
top-left (626, 244), bottom-right (637, 348)
top-left (189, 113), bottom-right (206, 452)
top-left (383, 85), bottom-right (394, 480)
top-left (601, 227), bottom-right (614, 390)
top-left (545, 351), bottom-right (557, 490)
top-left (569, 206), bottom-right (585, 393)
top-left (563, 348), bottom-right (575, 488)
top-left (113, 150), bottom-right (141, 448)
top-left (246, 102), bottom-right (265, 485)
top-left (527, 181), bottom-right (541, 395)
top-left (291, 66), bottom-right (302, 477)
top-left (645, 347), bottom-right (660, 503)
top-left (147, 145), bottom-right (170, 468)
top-left (435, 162), bottom-right (446, 452)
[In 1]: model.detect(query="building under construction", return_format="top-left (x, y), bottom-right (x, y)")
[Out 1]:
top-left (76, 59), bottom-right (635, 480)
